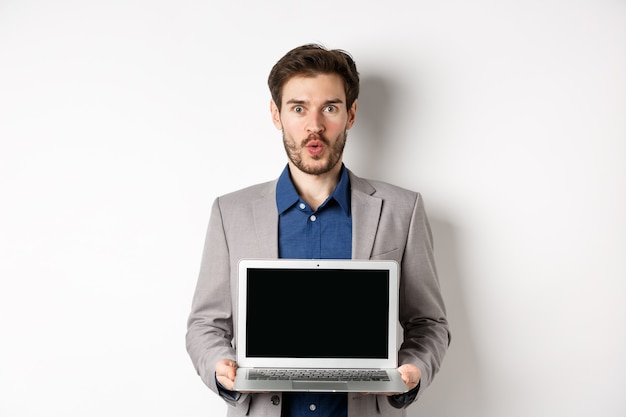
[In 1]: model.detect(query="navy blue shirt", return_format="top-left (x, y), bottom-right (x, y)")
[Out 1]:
top-left (277, 164), bottom-right (351, 417)
top-left (277, 164), bottom-right (352, 260)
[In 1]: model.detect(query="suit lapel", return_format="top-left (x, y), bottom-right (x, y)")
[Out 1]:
top-left (349, 171), bottom-right (382, 260)
top-left (252, 181), bottom-right (279, 258)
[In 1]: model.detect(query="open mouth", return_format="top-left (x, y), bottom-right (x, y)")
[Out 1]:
top-left (306, 140), bottom-right (325, 156)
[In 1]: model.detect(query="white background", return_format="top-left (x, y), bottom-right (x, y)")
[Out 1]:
top-left (1, 1), bottom-right (625, 416)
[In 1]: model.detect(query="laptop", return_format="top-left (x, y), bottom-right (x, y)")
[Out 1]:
top-left (233, 258), bottom-right (407, 393)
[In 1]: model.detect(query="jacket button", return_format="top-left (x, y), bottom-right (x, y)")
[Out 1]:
top-left (271, 395), bottom-right (280, 406)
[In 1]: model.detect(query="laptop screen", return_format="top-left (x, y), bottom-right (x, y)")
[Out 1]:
top-left (245, 267), bottom-right (390, 359)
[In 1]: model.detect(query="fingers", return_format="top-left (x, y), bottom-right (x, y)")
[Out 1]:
top-left (216, 359), bottom-right (238, 391)
top-left (397, 364), bottom-right (421, 391)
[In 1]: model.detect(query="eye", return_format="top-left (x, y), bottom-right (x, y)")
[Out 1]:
top-left (323, 105), bottom-right (338, 113)
top-left (293, 105), bottom-right (305, 113)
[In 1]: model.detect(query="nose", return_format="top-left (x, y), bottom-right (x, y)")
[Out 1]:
top-left (305, 113), bottom-right (324, 134)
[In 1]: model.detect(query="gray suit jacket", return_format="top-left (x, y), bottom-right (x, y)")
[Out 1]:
top-left (186, 169), bottom-right (450, 417)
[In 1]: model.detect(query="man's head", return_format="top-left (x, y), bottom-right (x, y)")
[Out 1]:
top-left (268, 44), bottom-right (360, 177)
top-left (268, 44), bottom-right (360, 113)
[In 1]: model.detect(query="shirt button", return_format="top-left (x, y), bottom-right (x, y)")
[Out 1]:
top-left (309, 403), bottom-right (317, 411)
top-left (310, 215), bottom-right (317, 222)
top-left (299, 203), bottom-right (306, 210)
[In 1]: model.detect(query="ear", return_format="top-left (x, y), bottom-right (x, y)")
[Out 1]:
top-left (270, 99), bottom-right (282, 130)
top-left (346, 99), bottom-right (358, 130)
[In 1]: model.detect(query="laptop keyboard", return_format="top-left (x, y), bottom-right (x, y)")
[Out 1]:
top-left (248, 369), bottom-right (390, 382)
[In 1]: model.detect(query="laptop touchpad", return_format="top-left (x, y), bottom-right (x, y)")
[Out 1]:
top-left (292, 381), bottom-right (349, 391)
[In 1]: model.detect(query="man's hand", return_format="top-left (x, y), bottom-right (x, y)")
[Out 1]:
top-left (366, 364), bottom-right (422, 396)
top-left (397, 364), bottom-right (421, 391)
top-left (215, 359), bottom-right (238, 391)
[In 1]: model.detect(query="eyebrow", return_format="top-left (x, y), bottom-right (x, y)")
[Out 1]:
top-left (285, 98), bottom-right (345, 106)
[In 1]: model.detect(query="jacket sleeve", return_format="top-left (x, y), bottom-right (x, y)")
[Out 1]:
top-left (397, 192), bottom-right (450, 399)
top-left (185, 197), bottom-right (243, 403)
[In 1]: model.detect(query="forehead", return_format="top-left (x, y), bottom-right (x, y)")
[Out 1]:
top-left (281, 73), bottom-right (346, 105)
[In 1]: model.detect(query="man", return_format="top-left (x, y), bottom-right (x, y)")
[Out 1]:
top-left (186, 44), bottom-right (450, 417)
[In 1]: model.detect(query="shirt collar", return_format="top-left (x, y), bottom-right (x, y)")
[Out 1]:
top-left (276, 164), bottom-right (351, 215)
top-left (276, 166), bottom-right (300, 214)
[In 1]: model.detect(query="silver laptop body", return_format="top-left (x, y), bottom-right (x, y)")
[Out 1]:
top-left (233, 258), bottom-right (407, 393)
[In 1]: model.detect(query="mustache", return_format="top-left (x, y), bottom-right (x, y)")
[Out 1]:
top-left (302, 134), bottom-right (329, 146)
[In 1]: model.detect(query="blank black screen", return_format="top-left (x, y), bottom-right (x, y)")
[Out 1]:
top-left (245, 268), bottom-right (389, 358)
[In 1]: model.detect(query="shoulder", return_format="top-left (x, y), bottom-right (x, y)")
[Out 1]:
top-left (216, 179), bottom-right (277, 207)
top-left (348, 170), bottom-right (421, 205)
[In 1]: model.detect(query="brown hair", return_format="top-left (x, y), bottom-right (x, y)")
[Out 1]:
top-left (268, 44), bottom-right (360, 111)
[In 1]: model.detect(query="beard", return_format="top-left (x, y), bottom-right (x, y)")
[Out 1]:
top-left (282, 131), bottom-right (347, 176)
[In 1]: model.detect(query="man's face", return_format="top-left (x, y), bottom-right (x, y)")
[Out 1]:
top-left (271, 73), bottom-right (357, 176)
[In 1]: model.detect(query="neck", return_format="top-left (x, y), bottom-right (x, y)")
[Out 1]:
top-left (288, 162), bottom-right (343, 211)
